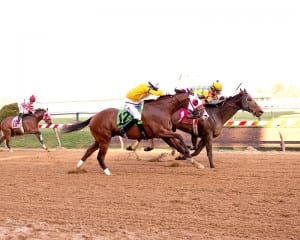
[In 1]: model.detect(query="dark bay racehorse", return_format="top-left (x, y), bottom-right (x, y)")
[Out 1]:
top-left (128, 89), bottom-right (264, 168)
top-left (61, 91), bottom-right (204, 175)
top-left (0, 108), bottom-right (52, 152)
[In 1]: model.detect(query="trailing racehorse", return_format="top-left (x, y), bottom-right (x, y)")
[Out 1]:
top-left (61, 91), bottom-right (204, 175)
top-left (0, 108), bottom-right (52, 152)
top-left (127, 89), bottom-right (264, 168)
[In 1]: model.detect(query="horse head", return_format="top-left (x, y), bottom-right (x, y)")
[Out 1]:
top-left (238, 89), bottom-right (264, 118)
top-left (34, 108), bottom-right (52, 124)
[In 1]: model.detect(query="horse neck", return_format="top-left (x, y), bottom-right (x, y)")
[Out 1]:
top-left (155, 93), bottom-right (189, 114)
top-left (34, 111), bottom-right (45, 122)
top-left (168, 93), bottom-right (189, 114)
top-left (211, 96), bottom-right (242, 125)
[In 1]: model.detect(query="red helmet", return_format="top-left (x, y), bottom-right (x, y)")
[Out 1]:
top-left (29, 95), bottom-right (36, 102)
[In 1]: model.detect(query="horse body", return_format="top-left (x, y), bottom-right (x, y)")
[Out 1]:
top-left (0, 108), bottom-right (52, 152)
top-left (175, 89), bottom-right (264, 167)
top-left (61, 91), bottom-right (204, 175)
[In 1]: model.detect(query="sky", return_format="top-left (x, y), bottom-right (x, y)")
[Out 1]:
top-left (1, 0), bottom-right (300, 104)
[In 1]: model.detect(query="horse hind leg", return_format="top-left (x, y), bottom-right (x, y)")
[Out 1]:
top-left (0, 133), bottom-right (12, 152)
top-left (77, 141), bottom-right (99, 169)
top-left (96, 142), bottom-right (111, 175)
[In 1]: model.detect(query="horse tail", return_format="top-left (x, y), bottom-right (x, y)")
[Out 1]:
top-left (61, 117), bottom-right (92, 134)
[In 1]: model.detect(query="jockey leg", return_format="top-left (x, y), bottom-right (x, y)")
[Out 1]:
top-left (17, 113), bottom-right (23, 123)
top-left (120, 119), bottom-right (138, 138)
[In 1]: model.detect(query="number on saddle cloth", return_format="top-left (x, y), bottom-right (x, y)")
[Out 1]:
top-left (11, 116), bottom-right (22, 129)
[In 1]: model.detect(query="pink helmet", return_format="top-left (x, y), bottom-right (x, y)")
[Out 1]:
top-left (29, 95), bottom-right (36, 102)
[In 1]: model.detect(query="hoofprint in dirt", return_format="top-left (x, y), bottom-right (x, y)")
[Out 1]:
top-left (0, 149), bottom-right (299, 240)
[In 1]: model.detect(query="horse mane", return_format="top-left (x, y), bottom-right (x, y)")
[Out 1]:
top-left (174, 88), bottom-right (187, 93)
top-left (204, 89), bottom-right (246, 108)
top-left (35, 108), bottom-right (45, 112)
top-left (204, 100), bottom-right (226, 108)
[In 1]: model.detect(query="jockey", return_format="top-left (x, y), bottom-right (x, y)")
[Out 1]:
top-left (121, 82), bottom-right (164, 138)
top-left (193, 80), bottom-right (223, 103)
top-left (17, 95), bottom-right (36, 123)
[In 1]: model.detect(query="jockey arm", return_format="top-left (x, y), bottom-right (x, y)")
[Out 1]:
top-left (148, 88), bottom-right (164, 96)
top-left (19, 101), bottom-right (35, 114)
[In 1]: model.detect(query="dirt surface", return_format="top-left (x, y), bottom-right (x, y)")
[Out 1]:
top-left (0, 148), bottom-right (299, 240)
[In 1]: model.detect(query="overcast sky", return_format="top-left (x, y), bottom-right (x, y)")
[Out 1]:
top-left (1, 0), bottom-right (300, 103)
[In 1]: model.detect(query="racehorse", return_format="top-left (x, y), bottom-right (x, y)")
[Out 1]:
top-left (0, 108), bottom-right (52, 152)
top-left (127, 89), bottom-right (264, 168)
top-left (61, 91), bottom-right (204, 175)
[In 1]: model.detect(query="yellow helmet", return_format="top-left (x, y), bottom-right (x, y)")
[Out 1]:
top-left (212, 80), bottom-right (222, 91)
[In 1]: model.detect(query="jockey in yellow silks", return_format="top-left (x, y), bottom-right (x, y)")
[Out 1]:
top-left (193, 80), bottom-right (223, 104)
top-left (120, 82), bottom-right (164, 138)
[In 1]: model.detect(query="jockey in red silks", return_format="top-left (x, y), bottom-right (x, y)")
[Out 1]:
top-left (17, 95), bottom-right (36, 123)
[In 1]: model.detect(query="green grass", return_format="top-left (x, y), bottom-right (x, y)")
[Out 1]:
top-left (1, 110), bottom-right (299, 149)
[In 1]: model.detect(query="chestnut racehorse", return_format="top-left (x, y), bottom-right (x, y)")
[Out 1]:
top-left (61, 91), bottom-right (205, 175)
top-left (0, 108), bottom-right (52, 152)
top-left (128, 89), bottom-right (264, 168)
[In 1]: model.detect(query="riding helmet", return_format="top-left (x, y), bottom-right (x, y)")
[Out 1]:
top-left (148, 81), bottom-right (159, 91)
top-left (212, 80), bottom-right (222, 91)
top-left (29, 95), bottom-right (36, 102)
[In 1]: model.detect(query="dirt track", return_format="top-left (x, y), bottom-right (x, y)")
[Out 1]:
top-left (0, 148), bottom-right (299, 240)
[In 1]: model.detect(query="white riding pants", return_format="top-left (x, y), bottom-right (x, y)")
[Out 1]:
top-left (124, 99), bottom-right (142, 120)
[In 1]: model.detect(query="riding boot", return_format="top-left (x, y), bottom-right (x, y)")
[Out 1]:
top-left (17, 113), bottom-right (23, 124)
top-left (120, 119), bottom-right (138, 138)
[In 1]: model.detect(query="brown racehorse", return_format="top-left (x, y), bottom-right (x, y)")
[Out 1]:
top-left (0, 108), bottom-right (52, 152)
top-left (128, 89), bottom-right (264, 168)
top-left (61, 91), bottom-right (205, 175)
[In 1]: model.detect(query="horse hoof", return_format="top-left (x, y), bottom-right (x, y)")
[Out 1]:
top-left (195, 162), bottom-right (205, 169)
top-left (103, 168), bottom-right (111, 175)
top-left (175, 155), bottom-right (186, 160)
top-left (144, 147), bottom-right (153, 152)
top-left (126, 146), bottom-right (134, 151)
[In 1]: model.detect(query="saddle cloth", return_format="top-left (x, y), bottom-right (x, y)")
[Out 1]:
top-left (11, 117), bottom-right (22, 129)
top-left (178, 108), bottom-right (198, 125)
top-left (117, 109), bottom-right (143, 128)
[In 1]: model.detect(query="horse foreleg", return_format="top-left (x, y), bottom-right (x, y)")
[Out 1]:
top-left (191, 138), bottom-right (205, 157)
top-left (77, 141), bottom-right (99, 169)
top-left (35, 131), bottom-right (48, 151)
top-left (162, 137), bottom-right (189, 157)
top-left (190, 134), bottom-right (198, 150)
top-left (0, 131), bottom-right (12, 152)
top-left (205, 136), bottom-right (215, 168)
